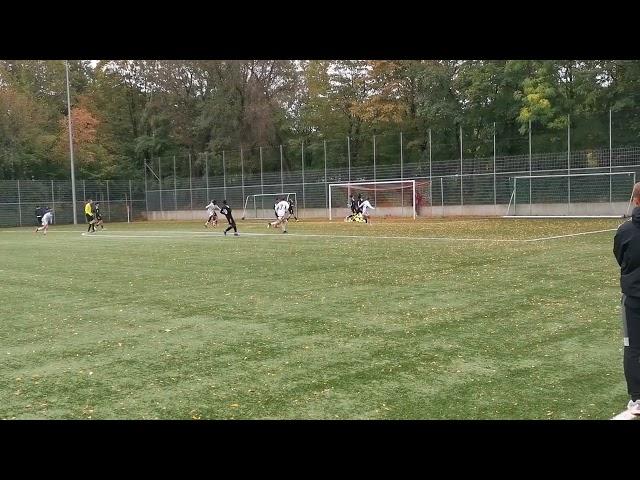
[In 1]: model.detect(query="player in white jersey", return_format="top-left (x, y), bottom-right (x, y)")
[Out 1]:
top-left (204, 200), bottom-right (220, 228)
top-left (359, 196), bottom-right (375, 224)
top-left (267, 197), bottom-right (290, 233)
top-left (35, 209), bottom-right (53, 235)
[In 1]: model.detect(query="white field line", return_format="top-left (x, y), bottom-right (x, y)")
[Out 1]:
top-left (79, 228), bottom-right (617, 243)
top-left (523, 229), bottom-right (618, 242)
top-left (81, 231), bottom-right (523, 242)
top-left (241, 218), bottom-right (494, 225)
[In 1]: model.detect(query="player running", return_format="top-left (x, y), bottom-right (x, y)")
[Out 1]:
top-left (204, 200), bottom-right (220, 228)
top-left (94, 202), bottom-right (105, 230)
top-left (359, 196), bottom-right (375, 224)
top-left (268, 197), bottom-right (290, 233)
top-left (34, 208), bottom-right (53, 235)
top-left (220, 200), bottom-right (239, 236)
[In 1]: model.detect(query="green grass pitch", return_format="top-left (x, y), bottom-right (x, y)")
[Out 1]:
top-left (0, 217), bottom-right (629, 419)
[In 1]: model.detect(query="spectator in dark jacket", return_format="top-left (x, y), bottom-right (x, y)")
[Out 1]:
top-left (613, 182), bottom-right (640, 415)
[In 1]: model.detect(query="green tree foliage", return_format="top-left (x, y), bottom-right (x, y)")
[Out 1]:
top-left (2, 60), bottom-right (640, 180)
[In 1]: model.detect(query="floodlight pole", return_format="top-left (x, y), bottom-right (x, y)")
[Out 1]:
top-left (65, 60), bottom-right (78, 224)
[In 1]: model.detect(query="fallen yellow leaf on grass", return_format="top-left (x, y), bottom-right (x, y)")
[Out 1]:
top-left (230, 403), bottom-right (239, 408)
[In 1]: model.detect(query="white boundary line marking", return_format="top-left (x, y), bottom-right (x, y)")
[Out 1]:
top-left (81, 231), bottom-right (523, 242)
top-left (79, 228), bottom-right (618, 243)
top-left (523, 229), bottom-right (618, 242)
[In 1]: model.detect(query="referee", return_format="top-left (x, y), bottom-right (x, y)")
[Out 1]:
top-left (614, 182), bottom-right (640, 415)
top-left (85, 199), bottom-right (96, 233)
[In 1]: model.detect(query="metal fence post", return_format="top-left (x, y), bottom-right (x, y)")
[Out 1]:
top-left (260, 147), bottom-right (264, 195)
top-left (529, 119), bottom-right (532, 214)
top-left (373, 134), bottom-right (377, 207)
top-left (205, 152), bottom-right (209, 205)
top-left (173, 155), bottom-right (177, 211)
top-left (143, 164), bottom-right (148, 218)
top-left (400, 131), bottom-right (404, 212)
top-left (610, 109), bottom-right (613, 206)
top-left (493, 123), bottom-right (497, 214)
top-left (188, 153), bottom-right (193, 210)
top-left (222, 150), bottom-right (227, 200)
top-left (301, 141), bottom-right (305, 210)
top-left (280, 145), bottom-right (284, 193)
top-left (158, 157), bottom-right (163, 213)
top-left (106, 179), bottom-right (111, 221)
top-left (347, 136), bottom-right (351, 183)
top-left (429, 129), bottom-right (433, 217)
top-left (129, 179), bottom-right (133, 222)
top-left (459, 125), bottom-right (463, 213)
top-left (17, 180), bottom-right (22, 226)
top-left (567, 114), bottom-right (571, 214)
top-left (51, 179), bottom-right (55, 219)
top-left (440, 177), bottom-right (444, 218)
top-left (324, 140), bottom-right (328, 212)
top-left (240, 146), bottom-right (245, 206)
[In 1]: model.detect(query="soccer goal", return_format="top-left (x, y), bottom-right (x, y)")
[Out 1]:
top-left (242, 193), bottom-right (298, 220)
top-left (504, 171), bottom-right (636, 218)
top-left (328, 180), bottom-right (431, 220)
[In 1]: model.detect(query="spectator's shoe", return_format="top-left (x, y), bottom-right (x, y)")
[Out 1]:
top-left (223, 230), bottom-right (227, 236)
top-left (34, 228), bottom-right (38, 233)
top-left (627, 400), bottom-right (640, 415)
top-left (283, 231), bottom-right (288, 234)
top-left (204, 223), bottom-right (208, 228)
top-left (234, 233), bottom-right (239, 236)
top-left (267, 223), bottom-right (271, 228)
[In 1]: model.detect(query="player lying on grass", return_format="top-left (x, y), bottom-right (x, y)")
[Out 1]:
top-left (204, 200), bottom-right (220, 228)
top-left (268, 197), bottom-right (290, 233)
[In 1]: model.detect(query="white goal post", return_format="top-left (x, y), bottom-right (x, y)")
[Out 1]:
top-left (504, 171), bottom-right (636, 218)
top-left (328, 180), bottom-right (426, 220)
top-left (242, 192), bottom-right (298, 220)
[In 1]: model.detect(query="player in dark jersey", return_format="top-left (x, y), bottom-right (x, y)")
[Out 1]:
top-left (35, 205), bottom-right (43, 226)
top-left (94, 202), bottom-right (104, 230)
top-left (287, 197), bottom-right (298, 221)
top-left (350, 195), bottom-right (358, 214)
top-left (220, 200), bottom-right (239, 236)
top-left (345, 194), bottom-right (363, 222)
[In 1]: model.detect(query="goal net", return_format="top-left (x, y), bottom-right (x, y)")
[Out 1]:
top-left (504, 172), bottom-right (636, 218)
top-left (328, 180), bottom-right (431, 220)
top-left (242, 193), bottom-right (298, 220)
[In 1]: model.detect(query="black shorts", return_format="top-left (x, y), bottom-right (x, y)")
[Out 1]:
top-left (85, 214), bottom-right (94, 223)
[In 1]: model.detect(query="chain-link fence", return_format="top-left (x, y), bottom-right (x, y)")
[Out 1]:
top-left (4, 108), bottom-right (640, 226)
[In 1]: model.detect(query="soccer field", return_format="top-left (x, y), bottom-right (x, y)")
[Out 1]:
top-left (0, 217), bottom-right (629, 419)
